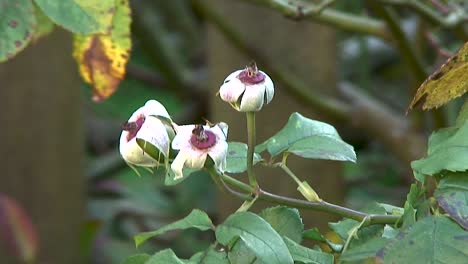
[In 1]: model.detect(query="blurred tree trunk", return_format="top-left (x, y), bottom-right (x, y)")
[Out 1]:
top-left (206, 0), bottom-right (344, 230)
top-left (0, 30), bottom-right (84, 263)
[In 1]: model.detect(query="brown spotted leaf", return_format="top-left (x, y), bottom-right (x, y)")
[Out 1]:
top-left (409, 42), bottom-right (468, 110)
top-left (0, 0), bottom-right (36, 62)
top-left (73, 0), bottom-right (131, 101)
top-left (434, 173), bottom-right (468, 230)
top-left (0, 194), bottom-right (39, 263)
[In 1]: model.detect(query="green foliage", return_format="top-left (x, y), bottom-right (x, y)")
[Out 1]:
top-left (284, 237), bottom-right (334, 264)
top-left (134, 209), bottom-right (214, 247)
top-left (215, 211), bottom-right (294, 264)
top-left (34, 0), bottom-right (114, 34)
top-left (189, 246), bottom-right (229, 264)
top-left (259, 206), bottom-right (304, 243)
top-left (435, 173), bottom-right (468, 229)
top-left (256, 112), bottom-right (356, 162)
top-left (145, 249), bottom-right (185, 264)
top-left (412, 120), bottom-right (468, 178)
top-left (0, 0), bottom-right (35, 62)
top-left (225, 142), bottom-right (262, 173)
top-left (121, 254), bottom-right (150, 264)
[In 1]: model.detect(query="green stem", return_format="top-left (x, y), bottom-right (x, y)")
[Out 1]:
top-left (220, 173), bottom-right (400, 226)
top-left (246, 112), bottom-right (259, 189)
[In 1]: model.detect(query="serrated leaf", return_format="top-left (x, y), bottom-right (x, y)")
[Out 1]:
top-left (145, 249), bottom-right (185, 264)
top-left (34, 0), bottom-right (114, 34)
top-left (379, 216), bottom-right (468, 263)
top-left (226, 142), bottom-right (262, 173)
top-left (409, 41), bottom-right (468, 110)
top-left (283, 237), bottom-right (333, 264)
top-left (435, 172), bottom-right (468, 230)
top-left (256, 112), bottom-right (355, 162)
top-left (121, 253), bottom-right (150, 264)
top-left (0, 194), bottom-right (38, 263)
top-left (0, 0), bottom-right (35, 62)
top-left (73, 0), bottom-right (131, 101)
top-left (259, 206), bottom-right (304, 243)
top-left (134, 209), bottom-right (214, 247)
top-left (215, 212), bottom-right (293, 264)
top-left (412, 121), bottom-right (468, 176)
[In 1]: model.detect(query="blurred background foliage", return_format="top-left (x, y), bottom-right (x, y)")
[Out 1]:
top-left (0, 0), bottom-right (467, 263)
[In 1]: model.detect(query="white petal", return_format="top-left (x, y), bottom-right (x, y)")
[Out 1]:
top-left (171, 150), bottom-right (189, 180)
top-left (219, 77), bottom-right (246, 103)
top-left (211, 123), bottom-right (228, 140)
top-left (208, 140), bottom-right (228, 173)
top-left (119, 134), bottom-right (158, 166)
top-left (184, 148), bottom-right (208, 170)
top-left (261, 71), bottom-right (274, 104)
top-left (239, 83), bottom-right (266, 112)
top-left (172, 125), bottom-right (196, 150)
top-left (136, 116), bottom-right (170, 156)
top-left (143, 100), bottom-right (171, 118)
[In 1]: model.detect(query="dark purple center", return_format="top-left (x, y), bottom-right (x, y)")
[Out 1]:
top-left (123, 115), bottom-right (145, 141)
top-left (190, 125), bottom-right (217, 150)
top-left (237, 62), bottom-right (265, 85)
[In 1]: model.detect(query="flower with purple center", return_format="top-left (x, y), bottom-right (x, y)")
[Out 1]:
top-left (171, 122), bottom-right (228, 180)
top-left (219, 62), bottom-right (274, 112)
top-left (119, 100), bottom-right (172, 167)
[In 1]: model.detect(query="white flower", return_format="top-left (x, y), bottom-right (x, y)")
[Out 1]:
top-left (119, 100), bottom-right (172, 167)
top-left (219, 62), bottom-right (274, 112)
top-left (171, 123), bottom-right (228, 180)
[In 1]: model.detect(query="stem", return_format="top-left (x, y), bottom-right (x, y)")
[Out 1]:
top-left (246, 112), bottom-right (259, 189)
top-left (220, 173), bottom-right (400, 226)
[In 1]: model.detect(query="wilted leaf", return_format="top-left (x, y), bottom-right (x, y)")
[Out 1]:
top-left (379, 216), bottom-right (468, 263)
top-left (0, 194), bottom-right (38, 263)
top-left (73, 0), bottom-right (131, 101)
top-left (34, 0), bottom-right (114, 34)
top-left (435, 173), bottom-right (468, 230)
top-left (409, 42), bottom-right (468, 110)
top-left (0, 0), bottom-right (35, 62)
top-left (134, 209), bottom-right (214, 247)
top-left (215, 212), bottom-right (294, 264)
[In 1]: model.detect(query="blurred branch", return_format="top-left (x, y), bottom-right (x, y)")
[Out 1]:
top-left (192, 0), bottom-right (351, 122)
top-left (195, 0), bottom-right (427, 168)
top-left (379, 0), bottom-right (468, 28)
top-left (236, 0), bottom-right (393, 41)
top-left (131, 1), bottom-right (193, 89)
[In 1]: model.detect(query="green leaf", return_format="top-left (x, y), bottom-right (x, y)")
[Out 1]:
top-left (435, 172), bottom-right (468, 229)
top-left (189, 246), bottom-right (229, 264)
top-left (134, 209), bottom-right (214, 247)
top-left (256, 112), bottom-right (356, 162)
top-left (380, 216), bottom-right (468, 263)
top-left (412, 121), bottom-right (468, 176)
top-left (228, 240), bottom-right (263, 264)
top-left (145, 249), bottom-right (185, 264)
top-left (283, 237), bottom-right (333, 264)
top-left (340, 236), bottom-right (389, 262)
top-left (120, 254), bottom-right (150, 264)
top-left (0, 0), bottom-right (35, 62)
top-left (32, 3), bottom-right (54, 41)
top-left (259, 206), bottom-right (304, 243)
top-left (136, 138), bottom-right (165, 163)
top-left (165, 167), bottom-right (198, 186)
top-left (215, 212), bottom-right (293, 264)
top-left (226, 142), bottom-right (262, 173)
top-left (303, 228), bottom-right (343, 253)
top-left (456, 99), bottom-right (468, 127)
top-left (34, 0), bottom-right (114, 34)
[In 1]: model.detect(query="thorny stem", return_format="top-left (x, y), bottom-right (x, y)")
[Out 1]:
top-left (246, 112), bottom-right (259, 190)
top-left (218, 172), bottom-right (400, 226)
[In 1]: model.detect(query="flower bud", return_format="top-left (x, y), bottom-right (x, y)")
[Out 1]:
top-left (119, 100), bottom-right (172, 167)
top-left (219, 62), bottom-right (274, 112)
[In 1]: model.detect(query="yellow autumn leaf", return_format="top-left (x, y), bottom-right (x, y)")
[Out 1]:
top-left (409, 41), bottom-right (468, 111)
top-left (73, 0), bottom-right (131, 102)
